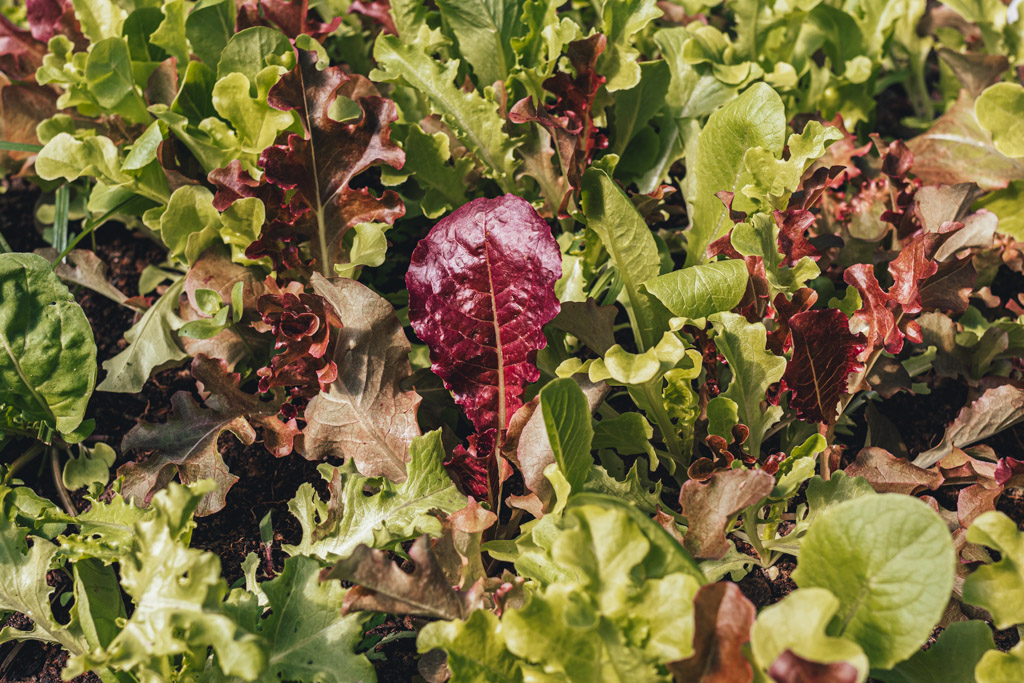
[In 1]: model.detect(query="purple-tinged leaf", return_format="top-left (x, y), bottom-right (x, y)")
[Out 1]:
top-left (782, 309), bottom-right (865, 425)
top-left (119, 392), bottom-right (254, 516)
top-left (406, 195), bottom-right (562, 438)
top-left (667, 583), bottom-right (756, 683)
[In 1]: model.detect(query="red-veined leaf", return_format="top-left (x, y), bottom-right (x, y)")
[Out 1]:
top-left (782, 309), bottom-right (865, 425)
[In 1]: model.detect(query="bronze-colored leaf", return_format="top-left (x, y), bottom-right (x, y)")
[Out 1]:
top-left (668, 582), bottom-right (755, 683)
top-left (323, 537), bottom-right (483, 620)
top-left (303, 274), bottom-right (421, 481)
top-left (845, 447), bottom-right (943, 495)
top-left (679, 468), bottom-right (774, 560)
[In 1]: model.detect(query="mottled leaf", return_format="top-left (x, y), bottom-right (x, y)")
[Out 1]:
top-left (679, 468), bottom-right (774, 560)
top-left (782, 309), bottom-right (865, 425)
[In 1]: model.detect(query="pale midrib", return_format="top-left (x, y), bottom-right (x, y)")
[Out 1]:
top-left (598, 222), bottom-right (650, 351)
top-left (299, 69), bottom-right (333, 278)
top-left (0, 322), bottom-right (55, 426)
top-left (482, 218), bottom-right (506, 435)
top-left (321, 381), bottom-right (403, 466)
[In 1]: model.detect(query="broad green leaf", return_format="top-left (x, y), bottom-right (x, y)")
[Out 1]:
top-left (581, 168), bottom-right (662, 350)
top-left (643, 259), bottom-right (748, 321)
top-left (97, 277), bottom-right (187, 393)
top-left (592, 412), bottom-right (655, 462)
top-left (977, 641), bottom-right (1024, 683)
top-left (286, 429), bottom-right (467, 561)
top-left (246, 556), bottom-right (375, 682)
top-left (962, 511), bottom-right (1024, 629)
top-left (751, 588), bottom-right (869, 682)
top-left (0, 253), bottom-right (97, 435)
top-left (609, 60), bottom-right (671, 157)
top-left (435, 0), bottom-right (522, 86)
top-left (418, 609), bottom-right (521, 683)
top-left (188, 0), bottom-right (238, 68)
top-left (70, 558), bottom-right (126, 651)
top-left (372, 31), bottom-right (518, 189)
top-left (593, 0), bottom-right (663, 91)
top-left (874, 620), bottom-right (994, 683)
top-left (797, 471), bottom-right (875, 534)
top-left (540, 378), bottom-right (594, 491)
top-left (71, 0), bottom-right (126, 41)
top-left (0, 492), bottom-right (88, 654)
top-left (36, 133), bottom-right (127, 186)
top-left (211, 67), bottom-right (295, 171)
top-left (710, 312), bottom-right (785, 455)
top-left (687, 82), bottom-right (786, 266)
top-left (151, 0), bottom-right (190, 64)
top-left (976, 83), bottom-right (1024, 158)
top-left (792, 494), bottom-right (956, 669)
top-left (333, 222), bottom-right (391, 277)
top-left (63, 443), bottom-right (116, 491)
top-left (84, 38), bottom-right (148, 122)
top-left (653, 27), bottom-right (737, 119)
top-left (215, 26), bottom-right (292, 83)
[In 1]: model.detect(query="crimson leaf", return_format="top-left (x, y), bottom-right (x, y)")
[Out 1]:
top-left (406, 195), bottom-right (562, 440)
top-left (782, 309), bottom-right (866, 425)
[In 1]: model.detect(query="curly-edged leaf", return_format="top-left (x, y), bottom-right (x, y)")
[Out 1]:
top-left (678, 468), bottom-right (774, 560)
top-left (56, 491), bottom-right (154, 564)
top-left (119, 392), bottom-right (255, 516)
top-left (407, 194), bottom-right (561, 436)
top-left (248, 556), bottom-right (376, 683)
top-left (303, 274), bottom-right (421, 480)
top-left (417, 609), bottom-right (521, 683)
top-left (874, 620), bottom-right (995, 683)
top-left (643, 259), bottom-right (748, 322)
top-left (907, 91), bottom-right (1024, 191)
top-left (324, 536), bottom-right (483, 620)
top-left (191, 355), bottom-right (300, 457)
top-left (594, 0), bottom-right (662, 91)
top-left (913, 381), bottom-right (1024, 468)
top-left (845, 447), bottom-right (943, 495)
top-left (688, 83), bottom-right (786, 266)
top-left (710, 312), bottom-right (786, 455)
top-left (0, 493), bottom-right (88, 654)
top-left (286, 429), bottom-right (466, 561)
top-left (962, 511), bottom-right (1024, 630)
top-left (98, 277), bottom-right (188, 393)
top-left (64, 482), bottom-right (266, 681)
top-left (372, 31), bottom-right (518, 188)
top-left (381, 123), bottom-right (473, 219)
top-left (782, 309), bottom-right (865, 425)
top-left (0, 252), bottom-right (97, 435)
top-left (792, 495), bottom-right (956, 669)
top-left (666, 582), bottom-right (755, 683)
top-left (259, 47), bottom-right (405, 275)
top-left (843, 264), bottom-right (904, 357)
top-left (751, 589), bottom-right (869, 683)
top-left (976, 640), bottom-right (1024, 683)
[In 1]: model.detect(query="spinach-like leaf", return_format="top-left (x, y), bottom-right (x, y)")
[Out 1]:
top-left (0, 252), bottom-right (97, 435)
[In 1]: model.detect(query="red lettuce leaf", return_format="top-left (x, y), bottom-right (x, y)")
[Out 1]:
top-left (843, 264), bottom-right (905, 356)
top-left (236, 0), bottom-right (342, 39)
top-left (782, 309), bottom-right (865, 425)
top-left (407, 195), bottom-right (562, 438)
top-left (26, 0), bottom-right (85, 48)
top-left (349, 0), bottom-right (396, 34)
top-left (509, 34), bottom-right (608, 212)
top-left (248, 47), bottom-right (405, 276)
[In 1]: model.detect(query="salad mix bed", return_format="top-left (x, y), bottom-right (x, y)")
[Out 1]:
top-left (1, 0), bottom-right (1024, 680)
